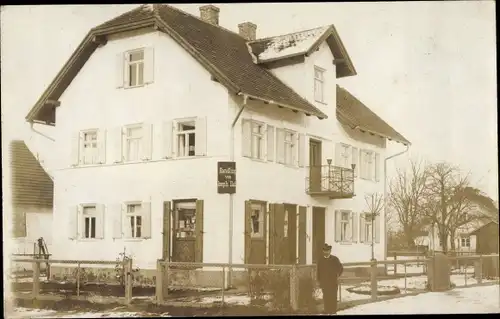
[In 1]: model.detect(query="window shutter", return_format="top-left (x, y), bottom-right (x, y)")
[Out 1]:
top-left (352, 147), bottom-right (359, 177)
top-left (111, 127), bottom-right (123, 163)
top-left (266, 125), bottom-right (275, 162)
top-left (116, 53), bottom-right (125, 88)
top-left (195, 117), bottom-right (207, 156)
top-left (359, 213), bottom-right (366, 243)
top-left (141, 124), bottom-right (153, 161)
top-left (95, 204), bottom-right (105, 239)
top-left (97, 129), bottom-right (107, 164)
top-left (123, 53), bottom-right (130, 88)
top-left (172, 121), bottom-right (178, 158)
top-left (298, 133), bottom-right (305, 167)
top-left (143, 47), bottom-right (155, 85)
top-left (334, 210), bottom-right (342, 242)
top-left (112, 204), bottom-right (123, 239)
top-left (70, 132), bottom-right (81, 166)
top-left (68, 206), bottom-right (78, 240)
top-left (276, 128), bottom-right (285, 164)
top-left (359, 151), bottom-right (365, 179)
top-left (242, 119), bottom-right (252, 157)
top-left (374, 152), bottom-right (380, 182)
top-left (141, 202), bottom-right (152, 239)
top-left (244, 200), bottom-right (252, 264)
top-left (298, 206), bottom-right (307, 264)
top-left (162, 202), bottom-right (171, 260)
top-left (351, 212), bottom-right (358, 243)
top-left (268, 203), bottom-right (276, 264)
top-left (123, 204), bottom-right (132, 239)
top-left (335, 143), bottom-right (342, 167)
top-left (375, 214), bottom-right (381, 243)
top-left (161, 121), bottom-right (173, 159)
top-left (195, 200), bottom-right (204, 263)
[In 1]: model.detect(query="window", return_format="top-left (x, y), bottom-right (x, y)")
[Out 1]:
top-left (360, 150), bottom-right (374, 180)
top-left (250, 203), bottom-right (265, 239)
top-left (314, 66), bottom-right (325, 103)
top-left (177, 121), bottom-right (196, 157)
top-left (339, 143), bottom-right (351, 168)
top-left (81, 130), bottom-right (98, 165)
top-left (284, 130), bottom-right (296, 166)
top-left (251, 122), bottom-right (265, 160)
top-left (82, 206), bottom-right (97, 239)
top-left (125, 125), bottom-right (143, 162)
top-left (363, 214), bottom-right (374, 242)
top-left (127, 50), bottom-right (144, 87)
top-left (340, 211), bottom-right (351, 242)
top-left (460, 237), bottom-right (470, 248)
top-left (127, 204), bottom-right (142, 238)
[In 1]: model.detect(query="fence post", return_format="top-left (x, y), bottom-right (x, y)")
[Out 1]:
top-left (76, 262), bottom-right (81, 297)
top-left (163, 261), bottom-right (169, 299)
top-left (222, 266), bottom-right (226, 307)
top-left (289, 265), bottom-right (299, 312)
top-left (125, 259), bottom-right (132, 304)
top-left (32, 260), bottom-right (41, 298)
top-left (370, 259), bottom-right (378, 301)
top-left (156, 260), bottom-right (163, 304)
top-left (393, 255), bottom-right (397, 275)
top-left (477, 256), bottom-right (483, 284)
top-left (404, 262), bottom-right (407, 293)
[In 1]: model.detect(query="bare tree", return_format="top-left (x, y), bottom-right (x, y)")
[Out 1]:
top-left (423, 163), bottom-right (479, 253)
top-left (388, 159), bottom-right (430, 248)
top-left (364, 192), bottom-right (384, 260)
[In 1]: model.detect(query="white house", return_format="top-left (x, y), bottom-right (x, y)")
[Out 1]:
top-left (24, 4), bottom-right (410, 284)
top-left (9, 140), bottom-right (53, 261)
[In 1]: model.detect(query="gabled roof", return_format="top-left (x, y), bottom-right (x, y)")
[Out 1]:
top-left (336, 85), bottom-right (411, 145)
top-left (469, 220), bottom-right (499, 236)
top-left (247, 25), bottom-right (356, 78)
top-left (10, 140), bottom-right (54, 208)
top-left (26, 4), bottom-right (339, 124)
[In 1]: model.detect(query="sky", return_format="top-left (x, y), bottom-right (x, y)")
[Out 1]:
top-left (1, 3), bottom-right (497, 200)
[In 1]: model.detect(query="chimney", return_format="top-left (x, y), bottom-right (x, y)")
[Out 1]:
top-left (238, 22), bottom-right (257, 41)
top-left (199, 5), bottom-right (220, 26)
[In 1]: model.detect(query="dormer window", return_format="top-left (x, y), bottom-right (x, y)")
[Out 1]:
top-left (314, 66), bottom-right (325, 103)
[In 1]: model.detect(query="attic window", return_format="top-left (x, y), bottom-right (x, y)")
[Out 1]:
top-left (314, 66), bottom-right (325, 103)
top-left (127, 50), bottom-right (144, 87)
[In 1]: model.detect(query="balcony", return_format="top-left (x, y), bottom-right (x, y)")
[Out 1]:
top-left (305, 162), bottom-right (355, 199)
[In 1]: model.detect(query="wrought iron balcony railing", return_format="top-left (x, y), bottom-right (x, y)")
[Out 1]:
top-left (305, 164), bottom-right (355, 199)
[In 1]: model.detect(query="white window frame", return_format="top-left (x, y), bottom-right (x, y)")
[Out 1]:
top-left (126, 49), bottom-right (145, 88)
top-left (314, 66), bottom-right (325, 103)
top-left (364, 213), bottom-right (374, 243)
top-left (340, 211), bottom-right (352, 242)
top-left (360, 149), bottom-right (374, 180)
top-left (124, 124), bottom-right (144, 162)
top-left (460, 237), bottom-right (471, 248)
top-left (81, 205), bottom-right (98, 239)
top-left (250, 202), bottom-right (265, 239)
top-left (339, 143), bottom-right (351, 169)
top-left (251, 121), bottom-right (265, 160)
top-left (284, 129), bottom-right (297, 166)
top-left (175, 119), bottom-right (197, 158)
top-left (126, 202), bottom-right (143, 239)
top-left (80, 129), bottom-right (99, 165)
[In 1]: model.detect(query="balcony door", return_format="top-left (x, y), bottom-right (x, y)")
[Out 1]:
top-left (309, 139), bottom-right (322, 192)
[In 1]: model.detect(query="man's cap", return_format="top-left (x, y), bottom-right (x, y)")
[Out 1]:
top-left (323, 243), bottom-right (332, 250)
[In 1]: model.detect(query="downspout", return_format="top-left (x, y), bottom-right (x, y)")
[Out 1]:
top-left (384, 144), bottom-right (409, 264)
top-left (228, 93), bottom-right (248, 288)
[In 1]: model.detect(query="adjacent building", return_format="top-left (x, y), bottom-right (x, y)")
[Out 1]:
top-left (24, 4), bottom-right (410, 282)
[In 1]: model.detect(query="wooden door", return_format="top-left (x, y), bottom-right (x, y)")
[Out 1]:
top-left (312, 207), bottom-right (326, 264)
top-left (309, 140), bottom-right (322, 192)
top-left (245, 201), bottom-right (267, 264)
top-left (298, 206), bottom-right (307, 264)
top-left (172, 200), bottom-right (197, 262)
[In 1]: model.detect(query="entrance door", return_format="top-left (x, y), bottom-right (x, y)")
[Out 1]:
top-left (309, 140), bottom-right (322, 192)
top-left (172, 200), bottom-right (197, 262)
top-left (245, 201), bottom-right (267, 264)
top-left (312, 207), bottom-right (326, 264)
top-left (284, 204), bottom-right (297, 264)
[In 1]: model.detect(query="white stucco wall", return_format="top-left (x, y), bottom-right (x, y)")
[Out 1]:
top-left (50, 29), bottom-right (388, 269)
top-left (11, 208), bottom-right (53, 255)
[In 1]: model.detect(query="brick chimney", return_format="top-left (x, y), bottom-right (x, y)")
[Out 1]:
top-left (199, 5), bottom-right (220, 26)
top-left (238, 22), bottom-right (257, 41)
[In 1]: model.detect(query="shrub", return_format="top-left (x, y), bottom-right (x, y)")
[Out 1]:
top-left (114, 248), bottom-right (140, 288)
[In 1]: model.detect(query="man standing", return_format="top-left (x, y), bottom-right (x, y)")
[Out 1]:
top-left (317, 243), bottom-right (343, 314)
